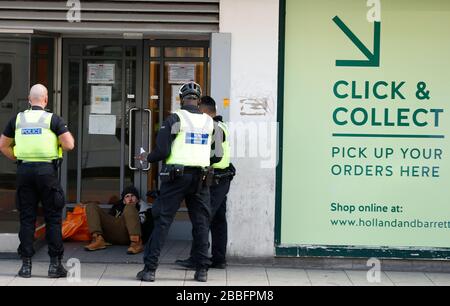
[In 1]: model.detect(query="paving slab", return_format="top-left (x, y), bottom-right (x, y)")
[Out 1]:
top-left (53, 263), bottom-right (107, 286)
top-left (384, 271), bottom-right (434, 286)
top-left (266, 268), bottom-right (311, 286)
top-left (306, 269), bottom-right (352, 286)
top-left (345, 270), bottom-right (395, 286)
top-left (7, 262), bottom-right (58, 286)
top-left (425, 273), bottom-right (450, 286)
top-left (97, 264), bottom-right (142, 286)
top-left (0, 260), bottom-right (20, 286)
top-left (226, 267), bottom-right (269, 286)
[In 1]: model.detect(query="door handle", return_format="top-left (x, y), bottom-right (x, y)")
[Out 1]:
top-left (128, 107), bottom-right (139, 170)
top-left (143, 108), bottom-right (152, 171)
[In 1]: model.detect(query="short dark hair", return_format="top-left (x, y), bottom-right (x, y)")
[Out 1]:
top-left (199, 96), bottom-right (216, 113)
top-left (121, 186), bottom-right (140, 201)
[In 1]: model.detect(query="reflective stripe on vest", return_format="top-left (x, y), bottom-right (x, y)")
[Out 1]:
top-left (212, 121), bottom-right (231, 169)
top-left (166, 110), bottom-right (213, 167)
top-left (14, 110), bottom-right (60, 162)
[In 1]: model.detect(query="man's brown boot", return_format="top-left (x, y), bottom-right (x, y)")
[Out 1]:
top-left (127, 235), bottom-right (144, 254)
top-left (84, 233), bottom-right (107, 251)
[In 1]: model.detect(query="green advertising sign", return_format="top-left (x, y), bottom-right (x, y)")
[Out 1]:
top-left (281, 0), bottom-right (450, 251)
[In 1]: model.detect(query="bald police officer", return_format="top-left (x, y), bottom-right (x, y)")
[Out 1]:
top-left (0, 84), bottom-right (75, 278)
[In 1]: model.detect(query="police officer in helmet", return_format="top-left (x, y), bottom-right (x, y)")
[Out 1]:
top-left (0, 84), bottom-right (75, 278)
top-left (176, 95), bottom-right (235, 270)
top-left (135, 81), bottom-right (221, 282)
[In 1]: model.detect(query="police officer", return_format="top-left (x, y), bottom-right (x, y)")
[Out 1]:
top-left (0, 84), bottom-right (75, 278)
top-left (135, 82), bottom-right (221, 282)
top-left (175, 96), bottom-right (235, 270)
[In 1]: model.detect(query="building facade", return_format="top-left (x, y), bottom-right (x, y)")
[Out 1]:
top-left (0, 0), bottom-right (449, 262)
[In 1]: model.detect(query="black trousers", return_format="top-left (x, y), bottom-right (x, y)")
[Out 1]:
top-left (16, 163), bottom-right (65, 258)
top-left (189, 177), bottom-right (231, 264)
top-left (144, 170), bottom-right (211, 270)
top-left (210, 177), bottom-right (231, 264)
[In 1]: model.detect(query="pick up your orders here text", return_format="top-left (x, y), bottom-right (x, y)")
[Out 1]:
top-left (330, 80), bottom-right (444, 178)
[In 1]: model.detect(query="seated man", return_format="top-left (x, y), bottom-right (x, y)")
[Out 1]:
top-left (84, 186), bottom-right (145, 254)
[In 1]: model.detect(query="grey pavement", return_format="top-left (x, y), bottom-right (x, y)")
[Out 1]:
top-left (1, 241), bottom-right (450, 286)
top-left (2, 260), bottom-right (450, 286)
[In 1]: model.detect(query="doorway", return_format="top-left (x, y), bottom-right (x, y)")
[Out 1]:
top-left (62, 39), bottom-right (144, 205)
top-left (62, 39), bottom-right (210, 238)
top-left (0, 35), bottom-right (55, 235)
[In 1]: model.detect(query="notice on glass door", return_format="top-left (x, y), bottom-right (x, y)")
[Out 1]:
top-left (88, 114), bottom-right (116, 135)
top-left (168, 63), bottom-right (195, 84)
top-left (91, 85), bottom-right (112, 114)
top-left (87, 63), bottom-right (115, 84)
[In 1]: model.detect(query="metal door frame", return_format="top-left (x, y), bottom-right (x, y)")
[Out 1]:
top-left (142, 39), bottom-right (210, 193)
top-left (144, 40), bottom-right (210, 126)
top-left (142, 39), bottom-right (210, 239)
top-left (62, 39), bottom-right (211, 205)
top-left (61, 38), bottom-right (144, 204)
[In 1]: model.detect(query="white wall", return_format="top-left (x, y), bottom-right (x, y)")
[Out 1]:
top-left (220, 0), bottom-right (279, 258)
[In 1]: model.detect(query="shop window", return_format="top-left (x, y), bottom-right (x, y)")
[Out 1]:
top-left (30, 38), bottom-right (54, 111)
top-left (150, 47), bottom-right (160, 58)
top-left (164, 47), bottom-right (204, 58)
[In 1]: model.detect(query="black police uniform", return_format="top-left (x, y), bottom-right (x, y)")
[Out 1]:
top-left (2, 106), bottom-right (68, 259)
top-left (209, 173), bottom-right (232, 266)
top-left (180, 115), bottom-right (233, 268)
top-left (209, 116), bottom-right (233, 266)
top-left (141, 104), bottom-right (221, 277)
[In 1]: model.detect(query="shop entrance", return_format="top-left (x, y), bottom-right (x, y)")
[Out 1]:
top-left (0, 35), bottom-right (55, 235)
top-left (62, 39), bottom-right (210, 238)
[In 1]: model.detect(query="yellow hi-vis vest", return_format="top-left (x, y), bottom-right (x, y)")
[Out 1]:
top-left (166, 110), bottom-right (213, 167)
top-left (212, 121), bottom-right (230, 169)
top-left (14, 110), bottom-right (61, 162)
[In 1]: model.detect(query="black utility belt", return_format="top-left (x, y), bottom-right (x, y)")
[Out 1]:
top-left (160, 164), bottom-right (215, 186)
top-left (159, 164), bottom-right (185, 183)
top-left (214, 171), bottom-right (234, 179)
top-left (19, 161), bottom-right (52, 164)
top-left (184, 166), bottom-right (206, 174)
top-left (17, 159), bottom-right (61, 168)
top-left (213, 164), bottom-right (236, 180)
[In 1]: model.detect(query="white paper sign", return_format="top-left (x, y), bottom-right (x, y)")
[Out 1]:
top-left (91, 85), bottom-right (112, 114)
top-left (168, 63), bottom-right (195, 84)
top-left (87, 63), bottom-right (115, 84)
top-left (171, 84), bottom-right (183, 112)
top-left (88, 115), bottom-right (116, 135)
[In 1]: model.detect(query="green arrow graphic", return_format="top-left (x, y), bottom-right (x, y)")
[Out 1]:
top-left (333, 16), bottom-right (381, 67)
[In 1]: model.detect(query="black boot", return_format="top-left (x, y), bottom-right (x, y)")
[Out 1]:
top-left (175, 257), bottom-right (195, 269)
top-left (48, 257), bottom-right (67, 278)
top-left (210, 261), bottom-right (227, 269)
top-left (194, 268), bottom-right (208, 282)
top-left (18, 257), bottom-right (32, 278)
top-left (136, 266), bottom-right (155, 282)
